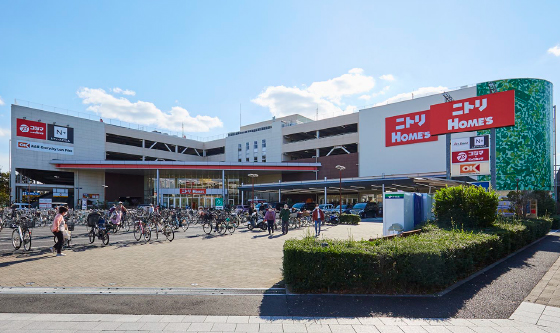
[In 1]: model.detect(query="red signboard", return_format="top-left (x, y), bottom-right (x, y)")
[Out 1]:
top-left (451, 149), bottom-right (489, 164)
top-left (385, 110), bottom-right (438, 147)
top-left (430, 90), bottom-right (515, 135)
top-left (180, 188), bottom-right (206, 195)
top-left (17, 118), bottom-right (47, 140)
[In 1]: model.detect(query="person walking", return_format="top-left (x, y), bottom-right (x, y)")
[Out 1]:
top-left (51, 206), bottom-right (68, 256)
top-left (280, 204), bottom-right (290, 235)
top-left (264, 207), bottom-right (276, 237)
top-left (312, 204), bottom-right (325, 237)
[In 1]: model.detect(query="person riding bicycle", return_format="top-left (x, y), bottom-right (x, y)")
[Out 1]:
top-left (116, 201), bottom-right (127, 224)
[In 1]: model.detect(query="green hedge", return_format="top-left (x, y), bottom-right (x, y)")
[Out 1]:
top-left (339, 214), bottom-right (360, 225)
top-left (551, 215), bottom-right (560, 229)
top-left (283, 218), bottom-right (551, 294)
top-left (434, 185), bottom-right (499, 229)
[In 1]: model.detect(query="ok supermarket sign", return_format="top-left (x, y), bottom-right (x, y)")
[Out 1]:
top-left (385, 110), bottom-right (438, 147)
top-left (430, 90), bottom-right (515, 135)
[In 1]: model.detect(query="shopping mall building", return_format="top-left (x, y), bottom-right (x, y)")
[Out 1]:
top-left (9, 78), bottom-right (554, 208)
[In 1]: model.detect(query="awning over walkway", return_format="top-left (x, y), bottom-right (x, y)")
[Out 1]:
top-left (50, 160), bottom-right (320, 172)
top-left (238, 172), bottom-right (473, 194)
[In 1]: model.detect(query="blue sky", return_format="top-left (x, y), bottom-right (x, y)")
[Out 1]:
top-left (0, 0), bottom-right (559, 170)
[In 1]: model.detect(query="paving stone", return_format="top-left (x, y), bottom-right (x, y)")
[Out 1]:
top-left (212, 323), bottom-right (237, 331)
top-left (421, 327), bottom-right (452, 333)
top-left (445, 326), bottom-right (475, 333)
top-left (399, 326), bottom-right (428, 333)
top-left (305, 324), bottom-right (332, 333)
top-left (376, 326), bottom-right (404, 333)
top-left (328, 324), bottom-right (356, 333)
top-left (205, 316), bottom-right (230, 323)
top-left (283, 323), bottom-right (308, 332)
top-left (188, 322), bottom-right (215, 331)
top-left (259, 323), bottom-right (284, 332)
top-left (228, 316), bottom-right (251, 324)
top-left (164, 322), bottom-right (192, 331)
top-left (183, 315), bottom-right (209, 323)
top-left (235, 323), bottom-right (261, 332)
top-left (352, 324), bottom-right (381, 333)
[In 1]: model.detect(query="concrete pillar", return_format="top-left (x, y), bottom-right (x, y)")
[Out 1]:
top-left (156, 169), bottom-right (160, 206)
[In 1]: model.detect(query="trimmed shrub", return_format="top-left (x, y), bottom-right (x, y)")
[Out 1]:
top-left (339, 214), bottom-right (360, 225)
top-left (551, 215), bottom-right (560, 229)
top-left (433, 185), bottom-right (499, 228)
top-left (283, 218), bottom-right (551, 294)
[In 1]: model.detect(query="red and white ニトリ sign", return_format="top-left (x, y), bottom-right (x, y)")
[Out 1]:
top-left (180, 188), bottom-right (206, 195)
top-left (385, 110), bottom-right (438, 147)
top-left (430, 90), bottom-right (515, 135)
top-left (17, 118), bottom-right (47, 140)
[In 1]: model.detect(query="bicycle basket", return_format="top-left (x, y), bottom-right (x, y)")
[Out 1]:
top-left (87, 212), bottom-right (102, 227)
top-left (66, 222), bottom-right (75, 231)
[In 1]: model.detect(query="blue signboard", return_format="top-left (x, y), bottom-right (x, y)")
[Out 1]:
top-left (470, 181), bottom-right (490, 190)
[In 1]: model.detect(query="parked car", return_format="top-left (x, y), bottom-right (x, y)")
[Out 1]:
top-left (334, 204), bottom-right (353, 214)
top-left (319, 204), bottom-right (334, 213)
top-left (269, 202), bottom-right (287, 210)
top-left (350, 202), bottom-right (379, 218)
top-left (292, 202), bottom-right (317, 212)
top-left (255, 203), bottom-right (271, 212)
top-left (235, 205), bottom-right (250, 213)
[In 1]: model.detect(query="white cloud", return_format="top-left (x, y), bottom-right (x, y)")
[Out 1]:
top-left (379, 74), bottom-right (395, 81)
top-left (112, 87), bottom-right (136, 96)
top-left (0, 128), bottom-right (10, 137)
top-left (0, 96), bottom-right (5, 106)
top-left (375, 86), bottom-right (449, 106)
top-left (307, 68), bottom-right (375, 105)
top-left (252, 68), bottom-right (374, 119)
top-left (548, 45), bottom-right (560, 56)
top-left (77, 88), bottom-right (223, 132)
top-left (359, 86), bottom-right (390, 101)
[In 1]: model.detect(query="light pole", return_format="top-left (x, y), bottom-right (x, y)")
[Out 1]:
top-left (102, 185), bottom-right (108, 209)
top-left (75, 187), bottom-right (83, 209)
top-left (335, 165), bottom-right (345, 216)
top-left (248, 174), bottom-right (258, 209)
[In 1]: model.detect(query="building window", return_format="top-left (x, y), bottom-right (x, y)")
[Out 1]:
top-left (262, 139), bottom-right (266, 148)
top-left (262, 139), bottom-right (267, 162)
top-left (262, 151), bottom-right (266, 163)
top-left (245, 142), bottom-right (249, 162)
top-left (253, 141), bottom-right (258, 162)
top-left (237, 144), bottom-right (242, 162)
top-left (254, 141), bottom-right (258, 149)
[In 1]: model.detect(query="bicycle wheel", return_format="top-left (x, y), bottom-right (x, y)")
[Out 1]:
top-left (181, 218), bottom-right (189, 231)
top-left (12, 229), bottom-right (21, 250)
top-left (101, 231), bottom-right (110, 245)
top-left (227, 223), bottom-right (236, 235)
top-left (164, 225), bottom-right (174, 242)
top-left (133, 224), bottom-right (142, 241)
top-left (124, 221), bottom-right (131, 232)
top-left (144, 228), bottom-right (151, 242)
top-left (202, 222), bottom-right (212, 234)
top-left (88, 229), bottom-right (95, 243)
top-left (217, 223), bottom-right (226, 235)
top-left (23, 230), bottom-right (32, 251)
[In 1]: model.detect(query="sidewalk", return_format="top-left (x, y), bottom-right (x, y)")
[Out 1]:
top-left (0, 313), bottom-right (557, 333)
top-left (510, 250), bottom-right (560, 327)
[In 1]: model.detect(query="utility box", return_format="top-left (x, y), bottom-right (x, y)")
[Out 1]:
top-left (383, 193), bottom-right (415, 236)
top-left (421, 193), bottom-right (435, 221)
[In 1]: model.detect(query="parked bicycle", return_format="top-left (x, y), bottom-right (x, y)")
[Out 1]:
top-left (12, 219), bottom-right (32, 251)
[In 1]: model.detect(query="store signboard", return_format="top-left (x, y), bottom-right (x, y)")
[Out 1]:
top-left (17, 118), bottom-right (47, 140)
top-left (16, 140), bottom-right (74, 155)
top-left (180, 188), bottom-right (206, 195)
top-left (451, 162), bottom-right (490, 176)
top-left (430, 90), bottom-right (515, 135)
top-left (451, 149), bottom-right (489, 163)
top-left (53, 188), bottom-right (69, 197)
top-left (385, 110), bottom-right (437, 147)
top-left (47, 124), bottom-right (74, 144)
top-left (451, 135), bottom-right (491, 176)
top-left (215, 197), bottom-right (224, 210)
top-left (39, 198), bottom-right (52, 209)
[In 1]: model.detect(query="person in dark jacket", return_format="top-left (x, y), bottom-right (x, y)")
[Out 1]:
top-left (279, 204), bottom-right (290, 235)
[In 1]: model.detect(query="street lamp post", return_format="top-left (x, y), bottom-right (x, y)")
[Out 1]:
top-left (335, 165), bottom-right (345, 216)
top-left (75, 187), bottom-right (83, 209)
top-left (102, 185), bottom-right (108, 209)
top-left (248, 174), bottom-right (258, 209)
